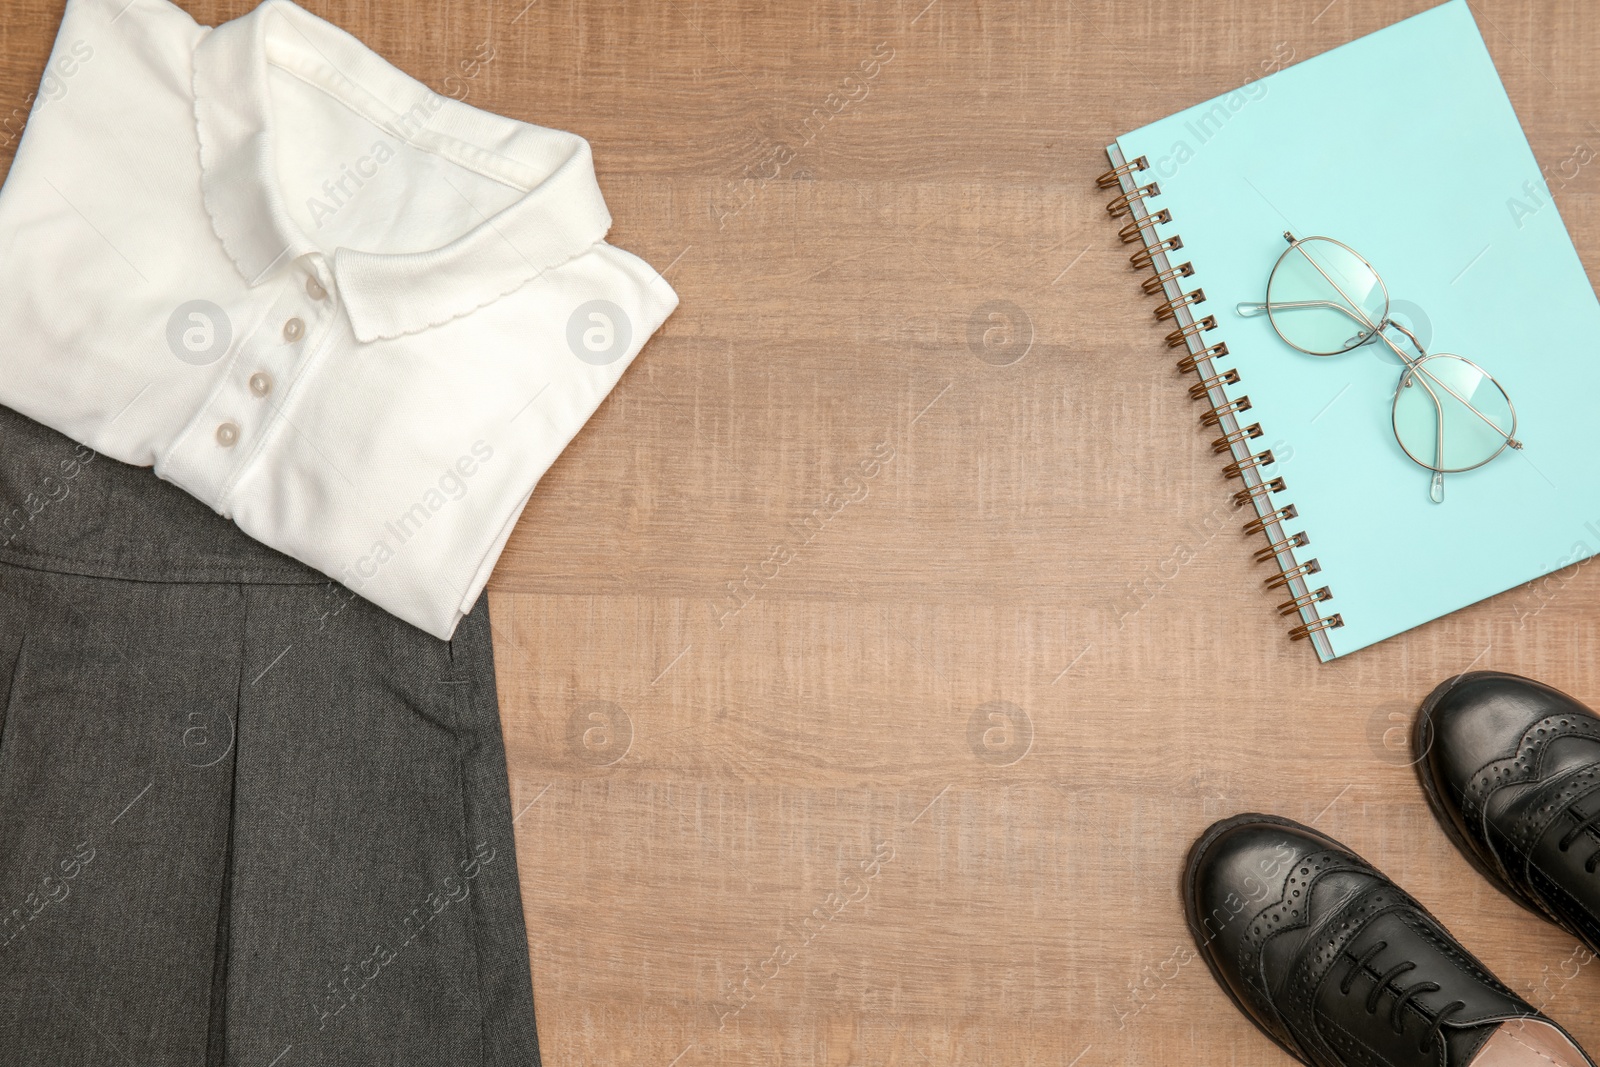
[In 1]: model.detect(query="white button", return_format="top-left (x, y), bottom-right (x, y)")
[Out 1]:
top-left (283, 318), bottom-right (305, 342)
top-left (215, 422), bottom-right (240, 448)
top-left (306, 276), bottom-right (327, 301)
top-left (249, 372), bottom-right (273, 398)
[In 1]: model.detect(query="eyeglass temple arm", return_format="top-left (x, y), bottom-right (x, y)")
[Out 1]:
top-left (1404, 368), bottom-right (1450, 503)
top-left (1238, 299), bottom-right (1335, 317)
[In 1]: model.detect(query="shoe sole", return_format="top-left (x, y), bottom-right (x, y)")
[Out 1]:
top-left (1182, 811), bottom-right (1322, 1066)
top-left (1412, 672), bottom-right (1550, 923)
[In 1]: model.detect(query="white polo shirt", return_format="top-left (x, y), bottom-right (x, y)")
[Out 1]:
top-left (0, 0), bottom-right (678, 638)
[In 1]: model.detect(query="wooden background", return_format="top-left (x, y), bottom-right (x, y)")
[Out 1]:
top-left (9, 0), bottom-right (1600, 1063)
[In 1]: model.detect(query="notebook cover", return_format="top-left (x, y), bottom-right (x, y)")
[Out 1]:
top-left (1111, 0), bottom-right (1600, 661)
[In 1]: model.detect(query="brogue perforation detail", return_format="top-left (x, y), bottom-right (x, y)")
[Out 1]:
top-left (1293, 890), bottom-right (1399, 1005)
top-left (1395, 911), bottom-right (1520, 1006)
top-left (1237, 849), bottom-right (1376, 1009)
top-left (1316, 1009), bottom-right (1403, 1067)
top-left (1462, 714), bottom-right (1600, 828)
top-left (1236, 850), bottom-right (1351, 1013)
top-left (1279, 896), bottom-right (1529, 1063)
top-left (1278, 889), bottom-right (1413, 1055)
top-left (1239, 849), bottom-right (1372, 960)
top-left (1508, 768), bottom-right (1600, 855)
top-left (1528, 863), bottom-right (1600, 945)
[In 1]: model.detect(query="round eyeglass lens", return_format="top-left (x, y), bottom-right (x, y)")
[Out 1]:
top-left (1392, 354), bottom-right (1516, 473)
top-left (1266, 237), bottom-right (1388, 355)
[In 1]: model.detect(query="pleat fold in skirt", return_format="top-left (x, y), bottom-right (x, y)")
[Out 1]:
top-left (0, 405), bottom-right (540, 1066)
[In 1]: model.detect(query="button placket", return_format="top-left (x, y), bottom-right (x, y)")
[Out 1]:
top-left (211, 271), bottom-right (325, 459)
top-left (243, 265), bottom-right (329, 408)
top-left (165, 262), bottom-right (338, 510)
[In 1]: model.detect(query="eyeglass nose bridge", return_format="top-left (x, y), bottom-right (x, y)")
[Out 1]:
top-left (1375, 316), bottom-right (1426, 358)
top-left (1334, 315), bottom-right (1429, 367)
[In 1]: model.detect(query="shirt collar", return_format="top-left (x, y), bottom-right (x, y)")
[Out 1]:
top-left (192, 0), bottom-right (613, 342)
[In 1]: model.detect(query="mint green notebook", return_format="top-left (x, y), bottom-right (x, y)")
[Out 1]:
top-left (1103, 0), bottom-right (1600, 662)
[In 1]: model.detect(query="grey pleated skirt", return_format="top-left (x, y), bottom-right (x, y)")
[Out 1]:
top-left (0, 405), bottom-right (539, 1066)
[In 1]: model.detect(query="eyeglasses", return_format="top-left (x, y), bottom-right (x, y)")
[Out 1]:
top-left (1237, 231), bottom-right (1521, 504)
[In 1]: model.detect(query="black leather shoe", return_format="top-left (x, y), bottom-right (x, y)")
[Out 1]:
top-left (1417, 671), bottom-right (1600, 951)
top-left (1185, 813), bottom-right (1594, 1067)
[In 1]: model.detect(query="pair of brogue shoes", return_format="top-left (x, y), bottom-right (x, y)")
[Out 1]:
top-left (1188, 672), bottom-right (1600, 1067)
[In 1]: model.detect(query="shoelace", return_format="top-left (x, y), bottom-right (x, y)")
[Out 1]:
top-left (1340, 940), bottom-right (1468, 1055)
top-left (1557, 803), bottom-right (1600, 872)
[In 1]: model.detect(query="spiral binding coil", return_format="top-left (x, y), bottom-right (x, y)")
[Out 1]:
top-left (1188, 369), bottom-right (1239, 400)
top-left (1177, 342), bottom-right (1228, 374)
top-left (1222, 449), bottom-right (1273, 479)
top-left (1153, 288), bottom-right (1206, 322)
top-left (1263, 558), bottom-right (1320, 590)
top-left (1199, 397), bottom-right (1253, 428)
top-left (1165, 316), bottom-right (1215, 348)
top-left (1143, 260), bottom-right (1193, 294)
top-left (1233, 477), bottom-right (1286, 508)
top-left (1254, 530), bottom-right (1309, 563)
top-left (1123, 211), bottom-right (1172, 246)
top-left (1242, 505), bottom-right (1297, 538)
top-left (1135, 238), bottom-right (1185, 271)
top-left (1211, 423), bottom-right (1264, 454)
top-left (1100, 148), bottom-right (1342, 651)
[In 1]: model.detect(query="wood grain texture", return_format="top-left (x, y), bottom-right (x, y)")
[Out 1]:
top-left (8, 0), bottom-right (1600, 1062)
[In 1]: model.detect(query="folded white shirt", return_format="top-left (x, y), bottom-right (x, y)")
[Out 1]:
top-left (0, 0), bottom-right (678, 638)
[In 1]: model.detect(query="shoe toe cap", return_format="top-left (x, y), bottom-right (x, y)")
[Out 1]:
top-left (1187, 815), bottom-right (1341, 960)
top-left (1419, 671), bottom-right (1591, 804)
